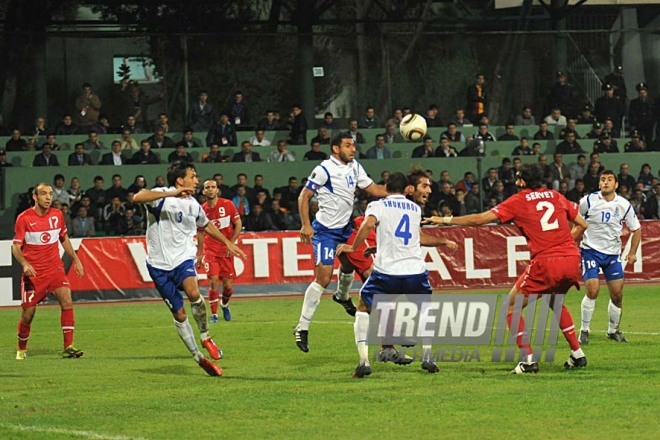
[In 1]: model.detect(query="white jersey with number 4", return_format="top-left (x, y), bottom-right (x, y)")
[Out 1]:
top-left (579, 192), bottom-right (641, 256)
top-left (366, 195), bottom-right (426, 276)
top-left (305, 156), bottom-right (373, 229)
top-left (145, 187), bottom-right (209, 270)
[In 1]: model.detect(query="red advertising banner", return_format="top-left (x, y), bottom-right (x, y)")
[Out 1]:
top-left (65, 220), bottom-right (659, 293)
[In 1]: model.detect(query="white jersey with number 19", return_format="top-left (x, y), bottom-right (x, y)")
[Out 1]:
top-left (366, 195), bottom-right (426, 276)
top-left (579, 192), bottom-right (641, 256)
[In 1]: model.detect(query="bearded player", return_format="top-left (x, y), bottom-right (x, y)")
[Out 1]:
top-left (197, 179), bottom-right (242, 322)
top-left (13, 183), bottom-right (85, 360)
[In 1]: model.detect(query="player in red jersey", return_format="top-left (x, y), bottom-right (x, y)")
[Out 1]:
top-left (196, 179), bottom-right (242, 322)
top-left (424, 164), bottom-right (588, 374)
top-left (12, 183), bottom-right (85, 360)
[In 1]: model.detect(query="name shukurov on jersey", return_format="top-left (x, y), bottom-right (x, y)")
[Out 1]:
top-left (579, 192), bottom-right (641, 255)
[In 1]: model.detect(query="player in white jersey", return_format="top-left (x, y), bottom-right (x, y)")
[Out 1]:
top-left (573, 170), bottom-right (641, 344)
top-left (134, 161), bottom-right (246, 376)
top-left (294, 133), bottom-right (388, 352)
top-left (337, 172), bottom-right (458, 378)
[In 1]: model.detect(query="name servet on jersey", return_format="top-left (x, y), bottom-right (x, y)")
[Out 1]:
top-left (305, 156), bottom-right (373, 229)
top-left (491, 188), bottom-right (579, 259)
top-left (145, 187), bottom-right (209, 271)
top-left (201, 198), bottom-right (240, 255)
top-left (366, 195), bottom-right (426, 276)
top-left (13, 208), bottom-right (67, 274)
top-left (579, 192), bottom-right (641, 255)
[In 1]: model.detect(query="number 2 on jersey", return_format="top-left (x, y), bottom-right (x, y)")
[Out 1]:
top-left (395, 214), bottom-right (412, 245)
top-left (536, 201), bottom-right (559, 231)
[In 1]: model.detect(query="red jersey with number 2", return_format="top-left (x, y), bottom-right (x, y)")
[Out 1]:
top-left (13, 208), bottom-right (67, 275)
top-left (201, 198), bottom-right (240, 255)
top-left (491, 188), bottom-right (579, 259)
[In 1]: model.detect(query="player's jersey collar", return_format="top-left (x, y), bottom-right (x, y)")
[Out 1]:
top-left (329, 155), bottom-right (352, 166)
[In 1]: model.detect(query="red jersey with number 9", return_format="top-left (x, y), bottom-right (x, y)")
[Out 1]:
top-left (200, 198), bottom-right (240, 255)
top-left (491, 188), bottom-right (579, 259)
top-left (13, 207), bottom-right (67, 275)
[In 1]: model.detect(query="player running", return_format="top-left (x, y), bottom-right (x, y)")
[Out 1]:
top-left (294, 133), bottom-right (387, 352)
top-left (13, 183), bottom-right (85, 360)
top-left (197, 179), bottom-right (242, 323)
top-left (573, 170), bottom-right (641, 344)
top-left (424, 164), bottom-right (589, 374)
top-left (337, 172), bottom-right (456, 378)
top-left (134, 161), bottom-right (246, 376)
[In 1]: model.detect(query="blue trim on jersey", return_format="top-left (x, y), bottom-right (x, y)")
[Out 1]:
top-left (147, 198), bottom-right (167, 224)
top-left (311, 219), bottom-right (352, 265)
top-left (581, 248), bottom-right (624, 282)
top-left (147, 260), bottom-right (198, 313)
top-left (319, 164), bottom-right (333, 193)
top-left (360, 270), bottom-right (432, 309)
top-left (622, 204), bottom-right (632, 225)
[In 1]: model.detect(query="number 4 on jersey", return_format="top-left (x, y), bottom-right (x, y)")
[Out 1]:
top-left (395, 214), bottom-right (412, 245)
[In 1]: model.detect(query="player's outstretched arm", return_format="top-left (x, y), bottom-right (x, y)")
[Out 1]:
top-left (61, 235), bottom-right (84, 277)
top-left (420, 232), bottom-right (458, 255)
top-left (133, 187), bottom-right (196, 203)
top-left (423, 210), bottom-right (498, 227)
top-left (363, 183), bottom-right (388, 199)
top-left (625, 227), bottom-right (642, 264)
top-left (204, 222), bottom-right (247, 259)
top-left (337, 215), bottom-right (377, 256)
top-left (298, 187), bottom-right (315, 244)
top-left (11, 244), bottom-right (36, 277)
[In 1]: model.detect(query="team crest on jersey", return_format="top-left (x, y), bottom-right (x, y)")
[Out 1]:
top-left (188, 205), bottom-right (194, 217)
top-left (40, 232), bottom-right (51, 243)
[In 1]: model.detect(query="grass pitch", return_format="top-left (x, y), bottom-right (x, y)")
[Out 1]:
top-left (1, 286), bottom-right (659, 439)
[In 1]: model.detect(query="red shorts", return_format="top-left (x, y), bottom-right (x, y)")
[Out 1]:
top-left (345, 242), bottom-right (374, 281)
top-left (515, 254), bottom-right (582, 296)
top-left (21, 267), bottom-right (70, 308)
top-left (203, 254), bottom-right (236, 279)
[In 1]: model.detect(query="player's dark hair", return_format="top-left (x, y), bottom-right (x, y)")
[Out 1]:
top-left (331, 132), bottom-right (354, 152)
top-left (600, 170), bottom-right (618, 182)
top-left (386, 172), bottom-right (408, 194)
top-left (516, 163), bottom-right (544, 189)
top-left (407, 167), bottom-right (429, 189)
top-left (167, 161), bottom-right (195, 187)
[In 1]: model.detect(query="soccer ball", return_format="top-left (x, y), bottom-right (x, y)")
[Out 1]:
top-left (399, 114), bottom-right (427, 142)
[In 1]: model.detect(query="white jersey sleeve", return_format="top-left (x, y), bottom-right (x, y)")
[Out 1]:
top-left (580, 193), bottom-right (640, 255)
top-left (354, 161), bottom-right (374, 190)
top-left (304, 164), bottom-right (329, 194)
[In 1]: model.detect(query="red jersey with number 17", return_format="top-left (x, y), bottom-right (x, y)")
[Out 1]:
top-left (491, 188), bottom-right (579, 259)
top-left (13, 207), bottom-right (67, 274)
top-left (201, 198), bottom-right (240, 255)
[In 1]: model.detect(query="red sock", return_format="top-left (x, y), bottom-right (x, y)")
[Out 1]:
top-left (17, 320), bottom-right (31, 350)
top-left (61, 308), bottom-right (75, 349)
top-left (208, 289), bottom-right (219, 315)
top-left (507, 311), bottom-right (533, 357)
top-left (560, 304), bottom-right (581, 351)
top-left (221, 287), bottom-right (233, 307)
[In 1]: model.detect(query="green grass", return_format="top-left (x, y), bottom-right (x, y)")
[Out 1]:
top-left (1, 287), bottom-right (659, 439)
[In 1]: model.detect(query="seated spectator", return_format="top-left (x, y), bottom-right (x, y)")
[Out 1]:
top-left (449, 108), bottom-right (471, 127)
top-left (514, 106), bottom-right (536, 126)
top-left (250, 129), bottom-right (271, 147)
top-left (464, 184), bottom-right (481, 214)
top-left (592, 134), bottom-right (619, 153)
top-left (83, 130), bottom-right (104, 150)
top-left (583, 162), bottom-right (602, 193)
top-left (303, 141), bottom-right (328, 161)
top-left (434, 138), bottom-right (458, 157)
top-left (121, 114), bottom-right (144, 134)
top-left (201, 144), bottom-right (227, 163)
top-left (55, 114), bottom-right (78, 135)
top-left (131, 139), bottom-right (160, 165)
top-left (271, 199), bottom-right (299, 230)
top-left (155, 113), bottom-right (171, 134)
top-left (488, 181), bottom-right (506, 205)
top-left (268, 140), bottom-right (296, 162)
top-left (115, 208), bottom-right (144, 236)
top-left (511, 137), bottom-right (533, 155)
top-left (68, 143), bottom-right (94, 166)
top-left (311, 127), bottom-right (331, 145)
top-left (533, 121), bottom-right (554, 140)
top-left (189, 90), bottom-right (214, 132)
top-left (585, 122), bottom-right (604, 139)
top-left (352, 198), bottom-right (369, 219)
top-left (638, 163), bottom-right (655, 190)
top-left (101, 140), bottom-right (129, 165)
top-left (120, 129), bottom-right (139, 151)
top-left (232, 186), bottom-right (251, 221)
top-left (532, 142), bottom-right (543, 155)
top-left (168, 144), bottom-right (194, 163)
top-left (624, 130), bottom-right (646, 152)
top-left (412, 137), bottom-right (436, 158)
top-left (257, 110), bottom-right (280, 131)
top-left (440, 122), bottom-right (466, 144)
top-left (559, 118), bottom-right (581, 139)
top-left (602, 117), bottom-right (620, 139)
top-left (567, 179), bottom-right (586, 203)
top-left (555, 130), bottom-right (585, 154)
top-left (577, 104), bottom-right (596, 125)
top-left (252, 175), bottom-right (271, 201)
top-left (40, 134), bottom-right (61, 151)
top-left (544, 107), bottom-right (567, 126)
top-left (569, 154), bottom-right (588, 184)
top-left (549, 152), bottom-right (570, 190)
top-left (223, 90), bottom-right (250, 129)
top-left (31, 117), bottom-right (48, 137)
top-left (106, 174), bottom-right (128, 201)
top-left (127, 175), bottom-right (147, 194)
top-left (456, 172), bottom-right (475, 193)
top-left (498, 123), bottom-right (520, 141)
top-left (357, 106), bottom-right (382, 129)
top-left (472, 123), bottom-right (496, 142)
top-left (153, 175), bottom-right (167, 188)
top-left (149, 127), bottom-right (175, 149)
top-left (176, 129), bottom-right (201, 149)
top-left (51, 174), bottom-right (71, 205)
top-left (319, 112), bottom-right (339, 130)
top-left (376, 123), bottom-right (401, 145)
top-left (206, 114), bottom-right (237, 147)
top-left (230, 173), bottom-right (253, 200)
top-left (0, 149), bottom-right (12, 167)
top-left (276, 176), bottom-right (300, 213)
top-left (386, 108), bottom-right (403, 127)
top-left (346, 119), bottom-right (365, 146)
top-left (288, 104), bottom-right (307, 145)
top-left (32, 144), bottom-right (59, 167)
top-left (5, 129), bottom-right (28, 151)
top-left (244, 203), bottom-right (276, 231)
top-left (90, 114), bottom-right (114, 135)
top-left (641, 182), bottom-right (659, 219)
top-left (498, 158), bottom-right (516, 188)
top-left (71, 206), bottom-right (96, 237)
top-left (232, 141), bottom-right (261, 162)
top-left (481, 168), bottom-right (499, 195)
top-left (423, 104), bottom-right (443, 127)
top-left (365, 134), bottom-right (392, 159)
top-left (618, 163), bottom-right (636, 192)
top-left (102, 196), bottom-right (125, 235)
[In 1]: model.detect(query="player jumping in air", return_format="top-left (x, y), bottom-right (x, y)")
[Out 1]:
top-left (13, 183), bottom-right (85, 360)
top-left (573, 170), bottom-right (641, 344)
top-left (197, 179), bottom-right (242, 323)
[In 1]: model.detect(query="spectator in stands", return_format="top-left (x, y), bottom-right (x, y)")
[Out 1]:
top-left (449, 108), bottom-right (470, 127)
top-left (641, 182), bottom-right (659, 219)
top-left (638, 163), bottom-right (655, 190)
top-left (176, 129), bottom-right (201, 149)
top-left (257, 110), bottom-right (280, 131)
top-left (74, 82), bottom-right (102, 130)
top-left (153, 175), bottom-right (166, 188)
top-left (481, 168), bottom-right (498, 195)
top-left (252, 175), bottom-right (271, 201)
top-left (50, 174), bottom-right (71, 206)
top-left (464, 183), bottom-right (481, 214)
top-left (544, 107), bottom-right (567, 126)
top-left (122, 81), bottom-right (162, 129)
top-left (223, 90), bottom-right (250, 129)
top-left (0, 149), bottom-right (12, 167)
top-left (488, 181), bottom-right (506, 205)
top-left (244, 203), bottom-right (275, 232)
top-left (601, 117), bottom-right (620, 139)
top-left (127, 175), bottom-right (146, 194)
top-left (514, 106), bottom-right (536, 126)
top-left (585, 122), bottom-right (603, 139)
top-left (346, 119), bottom-right (365, 146)
top-left (232, 185), bottom-right (250, 221)
top-left (577, 104), bottom-right (596, 125)
top-left (605, 65), bottom-right (627, 104)
top-left (386, 108), bottom-right (403, 128)
top-left (168, 144), bottom-right (194, 163)
top-left (101, 140), bottom-right (129, 165)
top-left (232, 141), bottom-right (261, 162)
top-left (499, 123), bottom-right (519, 141)
top-left (624, 130), bottom-right (646, 152)
top-left (532, 143), bottom-right (542, 155)
top-left (566, 178), bottom-right (586, 203)
top-left (83, 130), bottom-right (104, 150)
top-left (32, 144), bottom-right (59, 167)
top-left (85, 175), bottom-right (106, 218)
top-left (472, 123), bottom-right (496, 142)
top-left (466, 74), bottom-right (488, 124)
top-left (55, 114), bottom-right (79, 135)
top-left (303, 141), bottom-right (328, 161)
top-left (118, 207), bottom-right (145, 236)
top-left (122, 114), bottom-right (144, 134)
top-left (592, 134), bottom-right (619, 154)
top-left (120, 129), bottom-right (138, 151)
top-left (382, 123), bottom-right (404, 144)
top-left (206, 114), bottom-right (237, 147)
top-left (629, 83), bottom-right (654, 144)
top-left (189, 90), bottom-right (214, 132)
top-left (276, 176), bottom-right (300, 213)
top-left (555, 130), bottom-right (585, 155)
top-left (617, 163), bottom-right (636, 193)
top-left (230, 174), bottom-right (253, 200)
top-left (547, 71), bottom-right (575, 118)
top-left (5, 129), bottom-right (27, 151)
top-left (559, 118), bottom-right (581, 139)
top-left (352, 198), bottom-right (368, 219)
top-left (434, 137), bottom-right (458, 158)
top-left (497, 157), bottom-right (516, 188)
top-left (106, 174), bottom-right (128, 202)
top-left (569, 154), bottom-right (588, 185)
top-left (102, 196), bottom-right (125, 235)
top-left (630, 187), bottom-right (646, 217)
top-left (202, 144), bottom-right (226, 163)
top-left (288, 104), bottom-right (307, 145)
top-left (40, 134), bottom-right (60, 151)
top-left (268, 140), bottom-right (296, 162)
top-left (423, 104), bottom-right (443, 127)
top-left (583, 162), bottom-right (602, 193)
top-left (558, 180), bottom-right (569, 198)
top-left (365, 134), bottom-right (392, 159)
top-left (272, 199), bottom-right (299, 230)
top-left (533, 121), bottom-right (554, 140)
top-left (537, 155), bottom-right (552, 187)
top-left (154, 113), bottom-right (171, 134)
top-left (71, 206), bottom-right (96, 237)
top-left (511, 137), bottom-right (532, 155)
top-left (319, 112), bottom-right (339, 130)
top-left (549, 153), bottom-right (570, 190)
top-left (90, 114), bottom-right (115, 135)
top-left (310, 127), bottom-right (331, 145)
top-left (68, 143), bottom-right (93, 166)
top-left (594, 83), bottom-right (624, 132)
top-left (131, 139), bottom-right (160, 165)
top-left (589, 152), bottom-right (604, 174)
top-left (412, 136), bottom-right (435, 158)
top-left (148, 127), bottom-right (175, 149)
top-left (250, 129), bottom-right (271, 147)
top-left (30, 117), bottom-right (48, 137)
top-left (455, 172), bottom-right (475, 193)
top-left (441, 122), bottom-right (465, 144)
top-left (357, 106), bottom-right (382, 129)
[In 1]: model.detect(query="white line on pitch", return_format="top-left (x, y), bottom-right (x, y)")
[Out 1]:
top-left (0, 424), bottom-right (146, 440)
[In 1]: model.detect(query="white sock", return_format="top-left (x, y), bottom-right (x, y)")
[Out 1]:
top-left (297, 282), bottom-right (325, 331)
top-left (335, 272), bottom-right (354, 301)
top-left (581, 296), bottom-right (596, 332)
top-left (421, 345), bottom-right (433, 363)
top-left (354, 311), bottom-right (370, 365)
top-left (174, 318), bottom-right (200, 357)
top-left (608, 300), bottom-right (622, 334)
top-left (572, 348), bottom-right (585, 359)
top-left (190, 297), bottom-right (209, 336)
